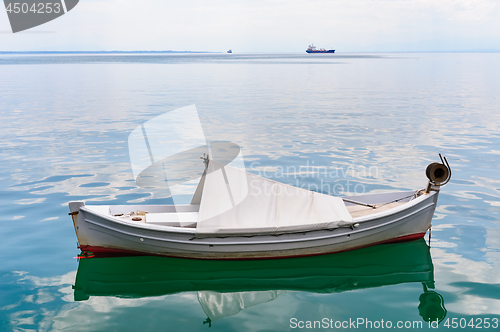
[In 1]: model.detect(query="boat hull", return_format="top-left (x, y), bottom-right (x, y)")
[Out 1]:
top-left (70, 190), bottom-right (438, 260)
top-left (306, 50), bottom-right (335, 53)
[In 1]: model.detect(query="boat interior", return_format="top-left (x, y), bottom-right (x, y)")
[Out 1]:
top-left (85, 189), bottom-right (423, 229)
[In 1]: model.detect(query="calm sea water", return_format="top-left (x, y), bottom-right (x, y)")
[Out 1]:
top-left (0, 53), bottom-right (499, 331)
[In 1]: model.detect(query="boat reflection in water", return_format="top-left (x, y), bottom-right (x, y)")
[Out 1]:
top-left (73, 239), bottom-right (446, 325)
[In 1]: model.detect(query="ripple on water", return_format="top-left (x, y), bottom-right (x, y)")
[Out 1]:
top-left (1, 53), bottom-right (499, 330)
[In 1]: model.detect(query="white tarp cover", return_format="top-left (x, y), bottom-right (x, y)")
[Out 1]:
top-left (196, 160), bottom-right (353, 235)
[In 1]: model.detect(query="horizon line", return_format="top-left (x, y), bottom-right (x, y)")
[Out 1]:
top-left (1, 50), bottom-right (499, 54)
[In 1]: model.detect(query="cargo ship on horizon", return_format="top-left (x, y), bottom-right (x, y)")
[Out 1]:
top-left (306, 44), bottom-right (335, 53)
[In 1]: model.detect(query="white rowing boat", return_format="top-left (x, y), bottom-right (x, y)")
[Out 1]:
top-left (68, 154), bottom-right (451, 259)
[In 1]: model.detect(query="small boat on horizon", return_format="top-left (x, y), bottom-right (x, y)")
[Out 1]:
top-left (227, 49), bottom-right (232, 53)
top-left (306, 44), bottom-right (335, 53)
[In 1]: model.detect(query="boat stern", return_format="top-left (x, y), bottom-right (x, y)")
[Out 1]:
top-left (69, 201), bottom-right (89, 247)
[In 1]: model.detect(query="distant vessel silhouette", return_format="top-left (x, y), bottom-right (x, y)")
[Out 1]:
top-left (306, 44), bottom-right (335, 53)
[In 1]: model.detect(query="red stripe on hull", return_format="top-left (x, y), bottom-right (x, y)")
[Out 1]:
top-left (78, 246), bottom-right (149, 258)
top-left (78, 232), bottom-right (427, 260)
top-left (381, 232), bottom-right (426, 244)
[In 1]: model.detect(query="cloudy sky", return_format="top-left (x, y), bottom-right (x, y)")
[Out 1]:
top-left (1, 0), bottom-right (499, 52)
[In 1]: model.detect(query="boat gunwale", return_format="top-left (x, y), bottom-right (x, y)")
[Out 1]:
top-left (80, 206), bottom-right (196, 234)
top-left (79, 189), bottom-right (429, 232)
top-left (78, 190), bottom-right (437, 245)
top-left (83, 201), bottom-right (434, 246)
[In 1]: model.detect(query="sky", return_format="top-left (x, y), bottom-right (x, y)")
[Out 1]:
top-left (1, 0), bottom-right (500, 52)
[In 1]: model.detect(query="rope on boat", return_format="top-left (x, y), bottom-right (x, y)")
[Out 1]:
top-left (342, 198), bottom-right (377, 209)
top-left (375, 193), bottom-right (417, 207)
top-left (343, 193), bottom-right (416, 209)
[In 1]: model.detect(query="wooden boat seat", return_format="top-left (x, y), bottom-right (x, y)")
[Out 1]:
top-left (145, 212), bottom-right (198, 228)
top-left (347, 201), bottom-right (406, 218)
